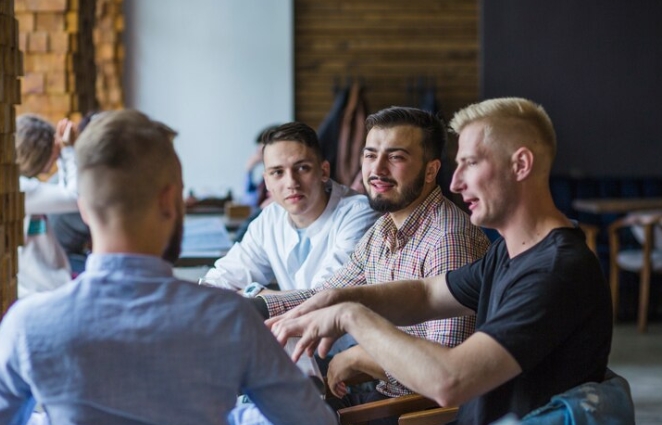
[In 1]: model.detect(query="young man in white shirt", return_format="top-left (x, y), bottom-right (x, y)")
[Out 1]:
top-left (202, 122), bottom-right (379, 294)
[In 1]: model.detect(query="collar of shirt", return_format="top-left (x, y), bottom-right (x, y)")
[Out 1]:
top-left (85, 253), bottom-right (174, 278)
top-left (378, 186), bottom-right (444, 252)
top-left (284, 179), bottom-right (342, 250)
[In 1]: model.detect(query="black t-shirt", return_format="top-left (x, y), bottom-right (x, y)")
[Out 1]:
top-left (447, 227), bottom-right (612, 425)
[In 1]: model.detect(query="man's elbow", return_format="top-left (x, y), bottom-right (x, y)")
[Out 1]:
top-left (429, 376), bottom-right (468, 408)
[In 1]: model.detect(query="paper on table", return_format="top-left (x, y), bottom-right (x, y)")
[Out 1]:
top-left (181, 216), bottom-right (233, 252)
top-left (285, 337), bottom-right (325, 396)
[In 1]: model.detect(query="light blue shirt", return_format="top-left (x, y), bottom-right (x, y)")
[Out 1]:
top-left (0, 254), bottom-right (335, 425)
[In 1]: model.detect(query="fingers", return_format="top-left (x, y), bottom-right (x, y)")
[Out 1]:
top-left (316, 337), bottom-right (337, 359)
top-left (271, 315), bottom-right (305, 346)
top-left (331, 381), bottom-right (347, 398)
top-left (55, 119), bottom-right (75, 147)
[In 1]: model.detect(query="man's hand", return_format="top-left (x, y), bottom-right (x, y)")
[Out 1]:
top-left (55, 118), bottom-right (77, 148)
top-left (271, 302), bottom-right (365, 362)
top-left (326, 345), bottom-right (385, 398)
top-left (265, 288), bottom-right (342, 331)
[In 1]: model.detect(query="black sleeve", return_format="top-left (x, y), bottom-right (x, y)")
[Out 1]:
top-left (248, 296), bottom-right (269, 319)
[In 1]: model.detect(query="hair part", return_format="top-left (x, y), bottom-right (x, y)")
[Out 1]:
top-left (261, 122), bottom-right (324, 161)
top-left (15, 114), bottom-right (56, 178)
top-left (75, 109), bottom-right (180, 222)
top-left (365, 106), bottom-right (446, 163)
top-left (449, 97), bottom-right (557, 164)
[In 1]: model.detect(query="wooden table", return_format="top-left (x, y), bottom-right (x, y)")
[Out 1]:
top-left (572, 197), bottom-right (662, 214)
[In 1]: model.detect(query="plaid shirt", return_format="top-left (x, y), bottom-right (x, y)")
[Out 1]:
top-left (262, 186), bottom-right (490, 397)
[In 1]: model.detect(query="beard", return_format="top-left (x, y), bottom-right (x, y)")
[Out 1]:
top-left (162, 209), bottom-right (183, 264)
top-left (365, 167), bottom-right (426, 213)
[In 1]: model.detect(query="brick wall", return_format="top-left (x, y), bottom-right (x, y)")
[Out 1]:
top-left (1, 0), bottom-right (25, 315)
top-left (94, 0), bottom-right (123, 111)
top-left (15, 0), bottom-right (124, 124)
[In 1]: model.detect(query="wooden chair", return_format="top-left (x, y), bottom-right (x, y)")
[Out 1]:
top-left (578, 222), bottom-right (599, 256)
top-left (608, 211), bottom-right (662, 332)
top-left (398, 406), bottom-right (459, 425)
top-left (327, 374), bottom-right (455, 425)
top-left (336, 393), bottom-right (441, 425)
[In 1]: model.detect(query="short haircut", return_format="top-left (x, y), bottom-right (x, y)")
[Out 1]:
top-left (255, 124), bottom-right (281, 144)
top-left (75, 110), bottom-right (180, 222)
top-left (261, 122), bottom-right (324, 162)
top-left (449, 97), bottom-right (557, 161)
top-left (365, 106), bottom-right (446, 163)
top-left (15, 114), bottom-right (55, 178)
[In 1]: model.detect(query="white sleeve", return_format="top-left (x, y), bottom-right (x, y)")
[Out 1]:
top-left (23, 181), bottom-right (78, 216)
top-left (203, 212), bottom-right (275, 290)
top-left (308, 200), bottom-right (380, 288)
top-left (57, 146), bottom-right (78, 195)
top-left (22, 146), bottom-right (79, 216)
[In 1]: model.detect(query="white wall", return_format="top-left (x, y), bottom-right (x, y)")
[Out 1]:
top-left (123, 0), bottom-right (293, 199)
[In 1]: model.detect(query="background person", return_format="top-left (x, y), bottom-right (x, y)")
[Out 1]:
top-left (15, 114), bottom-right (79, 298)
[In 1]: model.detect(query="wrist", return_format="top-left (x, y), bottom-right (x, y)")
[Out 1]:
top-left (242, 282), bottom-right (266, 298)
top-left (339, 302), bottom-right (365, 333)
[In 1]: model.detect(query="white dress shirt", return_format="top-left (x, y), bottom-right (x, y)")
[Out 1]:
top-left (18, 146), bottom-right (78, 298)
top-left (204, 180), bottom-right (380, 291)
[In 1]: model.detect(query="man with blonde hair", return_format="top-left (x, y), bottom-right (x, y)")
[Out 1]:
top-left (0, 110), bottom-right (336, 425)
top-left (270, 98), bottom-right (618, 424)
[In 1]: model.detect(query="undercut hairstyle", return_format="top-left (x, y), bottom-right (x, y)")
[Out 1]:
top-left (365, 106), bottom-right (446, 163)
top-left (75, 110), bottom-right (180, 222)
top-left (15, 114), bottom-right (56, 178)
top-left (261, 122), bottom-right (324, 162)
top-left (449, 97), bottom-right (557, 161)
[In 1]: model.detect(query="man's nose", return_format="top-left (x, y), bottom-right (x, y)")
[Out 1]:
top-left (285, 170), bottom-right (300, 188)
top-left (371, 155), bottom-right (389, 176)
top-left (450, 169), bottom-right (463, 193)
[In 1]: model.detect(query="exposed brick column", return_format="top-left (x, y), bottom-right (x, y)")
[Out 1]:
top-left (94, 0), bottom-right (123, 110)
top-left (1, 0), bottom-right (25, 315)
top-left (15, 0), bottom-right (98, 123)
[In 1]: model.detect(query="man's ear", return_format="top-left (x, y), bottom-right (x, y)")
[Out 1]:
top-left (425, 159), bottom-right (442, 183)
top-left (158, 183), bottom-right (178, 220)
top-left (511, 147), bottom-right (534, 181)
top-left (320, 160), bottom-right (331, 182)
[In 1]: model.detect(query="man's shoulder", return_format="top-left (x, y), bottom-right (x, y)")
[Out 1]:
top-left (327, 181), bottom-right (378, 220)
top-left (0, 287), bottom-right (73, 333)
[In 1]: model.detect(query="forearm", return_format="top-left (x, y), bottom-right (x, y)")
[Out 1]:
top-left (341, 304), bottom-right (520, 407)
top-left (333, 275), bottom-right (464, 326)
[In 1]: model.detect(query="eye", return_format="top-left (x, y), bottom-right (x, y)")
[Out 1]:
top-left (269, 169), bottom-right (283, 177)
top-left (389, 154), bottom-right (405, 161)
top-left (297, 164), bottom-right (311, 172)
top-left (363, 152), bottom-right (376, 159)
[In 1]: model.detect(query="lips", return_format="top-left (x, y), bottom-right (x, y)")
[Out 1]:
top-left (285, 193), bottom-right (304, 202)
top-left (464, 198), bottom-right (479, 211)
top-left (369, 177), bottom-right (396, 193)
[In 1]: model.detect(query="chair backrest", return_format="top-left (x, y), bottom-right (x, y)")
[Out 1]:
top-left (336, 394), bottom-right (439, 425)
top-left (398, 406), bottom-right (459, 425)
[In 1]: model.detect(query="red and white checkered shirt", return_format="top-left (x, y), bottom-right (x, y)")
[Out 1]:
top-left (262, 187), bottom-right (490, 397)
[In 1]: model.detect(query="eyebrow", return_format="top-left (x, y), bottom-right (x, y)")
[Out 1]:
top-left (363, 147), bottom-right (411, 155)
top-left (265, 159), bottom-right (314, 170)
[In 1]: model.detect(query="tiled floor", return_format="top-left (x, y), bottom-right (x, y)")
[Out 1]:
top-left (608, 322), bottom-right (662, 424)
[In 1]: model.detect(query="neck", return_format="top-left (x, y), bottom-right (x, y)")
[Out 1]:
top-left (499, 189), bottom-right (573, 258)
top-left (291, 184), bottom-right (331, 228)
top-left (389, 184), bottom-right (436, 229)
top-left (88, 216), bottom-right (169, 257)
